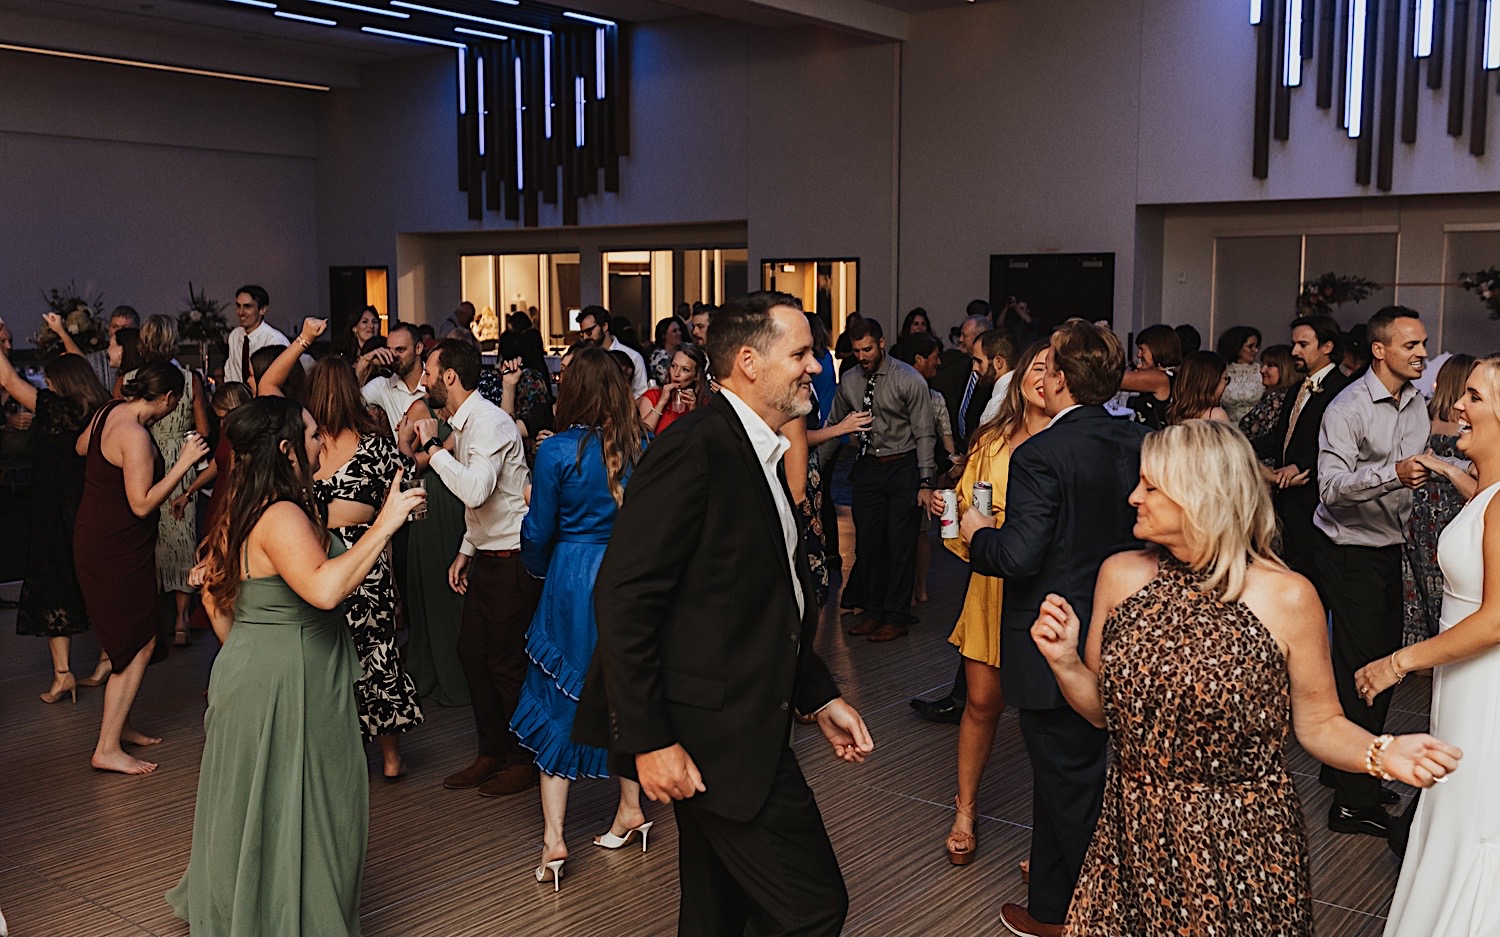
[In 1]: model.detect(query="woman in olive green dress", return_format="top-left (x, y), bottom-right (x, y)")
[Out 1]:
top-left (167, 397), bottom-right (425, 937)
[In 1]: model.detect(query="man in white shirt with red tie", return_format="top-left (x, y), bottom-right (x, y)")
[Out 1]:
top-left (224, 285), bottom-right (292, 384)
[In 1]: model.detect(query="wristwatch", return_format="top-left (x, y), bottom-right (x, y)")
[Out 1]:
top-left (918, 477), bottom-right (935, 490)
top-left (423, 436), bottom-right (445, 453)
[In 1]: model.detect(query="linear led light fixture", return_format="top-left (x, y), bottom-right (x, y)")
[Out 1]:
top-left (391, 1), bottom-right (545, 32)
top-left (514, 56), bottom-right (525, 189)
top-left (1283, 0), bottom-right (1303, 85)
top-left (543, 34), bottom-right (553, 138)
top-left (457, 47), bottom-right (467, 114)
top-left (1486, 0), bottom-right (1500, 69)
top-left (574, 74), bottom-right (585, 146)
top-left (1346, 0), bottom-right (1369, 137)
top-left (360, 25), bottom-right (466, 47)
top-left (1415, 0), bottom-right (1437, 56)
top-left (225, 0), bottom-right (276, 7)
top-left (454, 26), bottom-right (511, 41)
top-left (275, 10), bottom-right (336, 25)
top-left (457, 20), bottom-right (551, 37)
top-left (0, 40), bottom-right (328, 89)
top-left (304, 0), bottom-right (409, 17)
top-left (595, 26), bottom-right (606, 97)
top-left (563, 11), bottom-right (615, 26)
top-left (1250, 0), bottom-right (1263, 25)
top-left (476, 53), bottom-right (486, 156)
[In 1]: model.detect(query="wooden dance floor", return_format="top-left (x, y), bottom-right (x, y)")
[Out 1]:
top-left (0, 511), bottom-right (1429, 936)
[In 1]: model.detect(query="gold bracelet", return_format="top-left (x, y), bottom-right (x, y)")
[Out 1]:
top-left (1364, 733), bottom-right (1396, 780)
top-left (1391, 650), bottom-right (1408, 683)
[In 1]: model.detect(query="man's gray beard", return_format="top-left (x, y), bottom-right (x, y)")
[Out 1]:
top-left (771, 383), bottom-right (813, 422)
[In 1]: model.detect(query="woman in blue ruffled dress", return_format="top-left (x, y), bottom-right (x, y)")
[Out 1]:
top-left (510, 345), bottom-right (649, 891)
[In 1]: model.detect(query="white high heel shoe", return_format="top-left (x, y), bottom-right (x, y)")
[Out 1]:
top-left (593, 820), bottom-right (654, 852)
top-left (533, 859), bottom-right (565, 892)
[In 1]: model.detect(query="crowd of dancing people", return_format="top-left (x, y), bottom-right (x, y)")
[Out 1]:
top-left (2, 284), bottom-right (1495, 937)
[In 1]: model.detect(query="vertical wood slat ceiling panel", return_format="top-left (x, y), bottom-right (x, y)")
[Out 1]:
top-left (1275, 0), bottom-right (1293, 141)
top-left (1448, 0), bottom-right (1470, 135)
top-left (1355, 0), bottom-right (1380, 184)
top-left (1376, 0), bottom-right (1400, 189)
top-left (1402, 0), bottom-right (1422, 141)
top-left (1468, 4), bottom-right (1489, 155)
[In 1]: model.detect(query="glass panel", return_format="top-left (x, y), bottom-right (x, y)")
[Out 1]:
top-left (1212, 236), bottom-right (1303, 344)
top-left (1442, 230), bottom-right (1500, 355)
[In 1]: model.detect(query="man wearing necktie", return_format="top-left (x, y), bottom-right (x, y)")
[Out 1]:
top-left (224, 285), bottom-right (293, 385)
top-left (817, 318), bottom-right (937, 642)
top-left (1250, 315), bottom-right (1351, 576)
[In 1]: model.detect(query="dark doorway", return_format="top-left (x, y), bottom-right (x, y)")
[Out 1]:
top-left (329, 266), bottom-right (391, 344)
top-left (990, 253), bottom-right (1115, 329)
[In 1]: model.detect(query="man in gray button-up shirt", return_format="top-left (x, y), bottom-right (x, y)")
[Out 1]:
top-left (818, 318), bottom-right (936, 641)
top-left (1312, 306), bottom-right (1430, 837)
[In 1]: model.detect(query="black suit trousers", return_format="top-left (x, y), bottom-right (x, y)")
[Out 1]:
top-left (674, 748), bottom-right (847, 937)
top-left (1019, 706), bottom-right (1109, 925)
top-left (844, 453), bottom-right (920, 623)
top-left (1311, 532), bottom-right (1404, 810)
top-left (457, 553), bottom-right (542, 761)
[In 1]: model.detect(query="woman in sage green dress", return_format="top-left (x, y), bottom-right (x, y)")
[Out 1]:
top-left (396, 395), bottom-right (471, 707)
top-left (167, 397), bottom-right (426, 937)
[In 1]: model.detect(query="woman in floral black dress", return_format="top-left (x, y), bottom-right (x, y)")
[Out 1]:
top-left (0, 328), bottom-right (111, 702)
top-left (264, 327), bottom-right (423, 779)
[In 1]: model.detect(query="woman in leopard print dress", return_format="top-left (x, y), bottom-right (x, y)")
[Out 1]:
top-left (1031, 421), bottom-right (1462, 937)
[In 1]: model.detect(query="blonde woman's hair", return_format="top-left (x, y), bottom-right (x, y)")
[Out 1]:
top-left (139, 314), bottom-right (179, 362)
top-left (1139, 419), bottom-right (1284, 601)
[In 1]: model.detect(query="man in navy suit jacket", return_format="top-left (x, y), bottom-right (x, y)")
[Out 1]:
top-left (961, 320), bottom-right (1149, 936)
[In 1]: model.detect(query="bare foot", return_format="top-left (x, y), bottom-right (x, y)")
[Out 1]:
top-left (121, 727), bottom-right (163, 747)
top-left (92, 750), bottom-right (158, 775)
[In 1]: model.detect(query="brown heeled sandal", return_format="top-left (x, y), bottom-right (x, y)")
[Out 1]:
top-left (946, 798), bottom-right (977, 866)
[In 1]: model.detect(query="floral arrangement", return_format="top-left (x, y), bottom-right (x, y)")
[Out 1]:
top-left (179, 282), bottom-right (230, 344)
top-left (34, 283), bottom-right (106, 357)
top-left (1458, 268), bottom-right (1500, 320)
top-left (1296, 272), bottom-right (1380, 317)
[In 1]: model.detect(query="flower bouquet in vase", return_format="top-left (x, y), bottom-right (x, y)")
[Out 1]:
top-left (179, 282), bottom-right (229, 373)
top-left (1458, 268), bottom-right (1500, 320)
top-left (34, 283), bottom-right (106, 358)
top-left (1296, 273), bottom-right (1380, 318)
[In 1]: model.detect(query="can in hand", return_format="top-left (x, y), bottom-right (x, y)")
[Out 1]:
top-left (939, 489), bottom-right (960, 539)
top-left (401, 474), bottom-right (427, 522)
top-left (973, 481), bottom-right (994, 518)
top-left (185, 431), bottom-right (210, 472)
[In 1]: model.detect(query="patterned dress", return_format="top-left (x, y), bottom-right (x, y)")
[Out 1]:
top-left (1239, 385), bottom-right (1290, 466)
top-left (313, 433), bottom-right (424, 740)
top-left (1067, 551), bottom-right (1314, 937)
top-left (127, 365), bottom-right (198, 592)
top-left (1222, 362), bottom-right (1265, 424)
top-left (1401, 433), bottom-right (1467, 646)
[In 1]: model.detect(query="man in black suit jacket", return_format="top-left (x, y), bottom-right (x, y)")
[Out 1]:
top-left (575, 292), bottom-right (873, 937)
top-left (1249, 315), bottom-right (1350, 577)
top-left (960, 320), bottom-right (1148, 937)
top-left (931, 312), bottom-right (996, 450)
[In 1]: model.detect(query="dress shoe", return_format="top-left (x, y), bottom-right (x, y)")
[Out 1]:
top-left (478, 763), bottom-right (538, 797)
top-left (999, 903), bottom-right (1064, 937)
top-left (867, 623), bottom-right (908, 642)
top-left (847, 617), bottom-right (880, 636)
top-left (443, 756), bottom-right (500, 790)
top-left (910, 696), bottom-right (964, 724)
top-left (1328, 803), bottom-right (1391, 838)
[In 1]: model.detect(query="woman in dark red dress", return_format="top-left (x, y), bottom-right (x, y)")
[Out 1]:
top-left (75, 361), bottom-right (208, 775)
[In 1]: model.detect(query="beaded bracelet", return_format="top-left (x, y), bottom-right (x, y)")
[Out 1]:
top-left (1364, 733), bottom-right (1396, 780)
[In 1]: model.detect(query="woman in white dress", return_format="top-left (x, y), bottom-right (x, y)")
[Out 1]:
top-left (1358, 355), bottom-right (1500, 937)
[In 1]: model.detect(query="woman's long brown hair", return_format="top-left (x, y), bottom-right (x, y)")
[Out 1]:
top-left (306, 356), bottom-right (382, 439)
top-left (198, 397), bottom-right (327, 615)
top-left (552, 345), bottom-right (643, 505)
top-left (971, 339), bottom-right (1049, 452)
top-left (1167, 351), bottom-right (1228, 426)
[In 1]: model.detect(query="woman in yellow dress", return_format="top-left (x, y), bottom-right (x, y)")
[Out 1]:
top-left (937, 340), bottom-right (1052, 865)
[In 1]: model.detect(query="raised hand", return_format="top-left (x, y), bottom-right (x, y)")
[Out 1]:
top-left (371, 466), bottom-right (425, 537)
top-left (300, 318), bottom-right (329, 341)
top-left (1032, 593), bottom-right (1083, 668)
top-left (177, 431), bottom-right (211, 469)
top-left (42, 312), bottom-right (67, 334)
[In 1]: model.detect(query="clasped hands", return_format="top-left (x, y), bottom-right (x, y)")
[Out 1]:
top-left (634, 698), bottom-right (873, 804)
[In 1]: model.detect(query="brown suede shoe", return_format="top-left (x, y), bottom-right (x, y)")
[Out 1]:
top-left (847, 617), bottom-right (880, 636)
top-left (866, 623), bottom-right (909, 642)
top-left (442, 756), bottom-right (500, 790)
top-left (999, 904), bottom-right (1064, 937)
top-left (477, 762), bottom-right (538, 797)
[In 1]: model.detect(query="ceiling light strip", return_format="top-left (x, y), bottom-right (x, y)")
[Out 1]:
top-left (1346, 0), bottom-right (1369, 137)
top-left (1414, 0), bottom-right (1437, 57)
top-left (361, 25), bottom-right (467, 47)
top-left (1283, 0), bottom-right (1303, 86)
top-left (563, 11), bottom-right (614, 26)
top-left (454, 26), bottom-right (510, 41)
top-left (595, 26), bottom-right (606, 97)
top-left (391, 1), bottom-right (546, 32)
top-left (0, 40), bottom-right (328, 90)
top-left (302, 0), bottom-right (409, 18)
top-left (1250, 0), bottom-right (1264, 26)
top-left (1486, 0), bottom-right (1500, 69)
top-left (225, 0), bottom-right (277, 8)
top-left (274, 10), bottom-right (337, 25)
top-left (514, 55), bottom-right (524, 189)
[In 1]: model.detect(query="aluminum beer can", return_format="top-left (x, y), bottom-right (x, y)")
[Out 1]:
top-left (973, 481), bottom-right (994, 518)
top-left (939, 489), bottom-right (960, 539)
